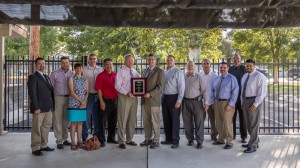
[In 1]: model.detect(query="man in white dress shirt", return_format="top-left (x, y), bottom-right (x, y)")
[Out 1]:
top-left (241, 59), bottom-right (267, 153)
top-left (199, 59), bottom-right (218, 141)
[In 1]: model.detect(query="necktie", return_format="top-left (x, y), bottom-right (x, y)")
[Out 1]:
top-left (242, 74), bottom-right (250, 99)
top-left (144, 68), bottom-right (151, 78)
top-left (130, 69), bottom-right (134, 78)
top-left (43, 74), bottom-right (50, 85)
top-left (216, 76), bottom-right (224, 100)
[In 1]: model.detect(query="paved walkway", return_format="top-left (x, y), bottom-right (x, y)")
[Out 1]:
top-left (0, 133), bottom-right (299, 168)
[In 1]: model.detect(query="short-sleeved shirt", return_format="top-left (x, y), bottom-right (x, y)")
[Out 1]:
top-left (95, 70), bottom-right (118, 99)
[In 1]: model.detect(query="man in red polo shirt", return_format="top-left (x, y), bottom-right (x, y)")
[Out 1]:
top-left (95, 58), bottom-right (118, 146)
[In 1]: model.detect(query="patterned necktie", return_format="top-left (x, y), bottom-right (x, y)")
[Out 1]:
top-left (242, 74), bottom-right (250, 99)
top-left (43, 74), bottom-right (50, 85)
top-left (216, 76), bottom-right (224, 100)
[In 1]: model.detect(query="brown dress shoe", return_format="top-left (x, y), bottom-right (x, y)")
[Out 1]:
top-left (119, 143), bottom-right (126, 149)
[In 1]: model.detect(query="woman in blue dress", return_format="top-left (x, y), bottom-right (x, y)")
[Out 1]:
top-left (68, 63), bottom-right (89, 150)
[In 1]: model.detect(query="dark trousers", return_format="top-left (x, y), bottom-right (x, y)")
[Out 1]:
top-left (182, 99), bottom-right (204, 144)
top-left (233, 99), bottom-right (247, 139)
top-left (98, 97), bottom-right (118, 142)
top-left (162, 94), bottom-right (181, 145)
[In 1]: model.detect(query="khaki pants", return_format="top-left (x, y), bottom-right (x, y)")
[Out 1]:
top-left (31, 111), bottom-right (52, 152)
top-left (142, 105), bottom-right (160, 142)
top-left (214, 100), bottom-right (235, 145)
top-left (206, 105), bottom-right (218, 140)
top-left (117, 94), bottom-right (138, 144)
top-left (53, 95), bottom-right (69, 144)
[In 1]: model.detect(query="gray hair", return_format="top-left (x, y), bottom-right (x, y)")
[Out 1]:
top-left (202, 58), bottom-right (211, 64)
top-left (124, 54), bottom-right (134, 60)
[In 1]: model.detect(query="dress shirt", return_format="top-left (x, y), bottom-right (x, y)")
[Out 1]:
top-left (212, 73), bottom-right (239, 106)
top-left (162, 66), bottom-right (185, 103)
top-left (184, 72), bottom-right (209, 104)
top-left (115, 66), bottom-right (139, 95)
top-left (95, 70), bottom-right (118, 99)
top-left (50, 68), bottom-right (74, 95)
top-left (229, 64), bottom-right (246, 94)
top-left (199, 70), bottom-right (218, 105)
top-left (241, 70), bottom-right (267, 107)
top-left (83, 65), bottom-right (103, 94)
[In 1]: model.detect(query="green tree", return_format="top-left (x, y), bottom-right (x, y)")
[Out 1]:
top-left (231, 28), bottom-right (300, 83)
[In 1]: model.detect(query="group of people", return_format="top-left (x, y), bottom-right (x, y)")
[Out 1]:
top-left (27, 53), bottom-right (267, 156)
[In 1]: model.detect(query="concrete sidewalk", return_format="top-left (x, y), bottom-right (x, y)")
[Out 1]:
top-left (0, 133), bottom-right (299, 168)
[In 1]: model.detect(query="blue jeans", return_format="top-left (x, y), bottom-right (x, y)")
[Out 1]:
top-left (82, 93), bottom-right (99, 141)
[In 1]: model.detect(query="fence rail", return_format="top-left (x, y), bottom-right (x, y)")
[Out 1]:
top-left (3, 56), bottom-right (300, 134)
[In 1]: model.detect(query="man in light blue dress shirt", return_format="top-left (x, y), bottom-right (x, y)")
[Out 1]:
top-left (161, 55), bottom-right (185, 149)
top-left (212, 62), bottom-right (239, 149)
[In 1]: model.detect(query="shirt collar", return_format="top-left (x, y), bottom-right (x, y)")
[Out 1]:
top-left (87, 65), bottom-right (100, 70)
top-left (167, 65), bottom-right (176, 71)
top-left (221, 72), bottom-right (229, 78)
top-left (36, 70), bottom-right (44, 76)
top-left (248, 70), bottom-right (256, 76)
top-left (186, 71), bottom-right (195, 77)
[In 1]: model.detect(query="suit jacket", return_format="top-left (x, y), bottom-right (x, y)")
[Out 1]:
top-left (27, 71), bottom-right (54, 113)
top-left (141, 66), bottom-right (165, 106)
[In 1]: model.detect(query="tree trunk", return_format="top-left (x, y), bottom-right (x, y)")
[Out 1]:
top-left (273, 59), bottom-right (279, 83)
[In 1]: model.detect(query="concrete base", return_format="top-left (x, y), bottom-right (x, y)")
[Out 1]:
top-left (0, 133), bottom-right (299, 168)
top-left (0, 130), bottom-right (8, 136)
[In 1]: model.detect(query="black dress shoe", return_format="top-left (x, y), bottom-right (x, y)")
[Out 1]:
top-left (213, 141), bottom-right (225, 145)
top-left (63, 140), bottom-right (71, 146)
top-left (100, 142), bottom-right (106, 147)
top-left (242, 144), bottom-right (259, 148)
top-left (119, 143), bottom-right (126, 149)
top-left (241, 139), bottom-right (247, 143)
top-left (242, 144), bottom-right (249, 148)
top-left (187, 141), bottom-right (194, 146)
top-left (244, 147), bottom-right (257, 153)
top-left (196, 143), bottom-right (203, 149)
top-left (140, 140), bottom-right (152, 146)
top-left (149, 142), bottom-right (159, 149)
top-left (57, 144), bottom-right (64, 149)
top-left (224, 144), bottom-right (233, 149)
top-left (40, 147), bottom-right (55, 151)
top-left (32, 150), bottom-right (43, 156)
top-left (107, 139), bottom-right (118, 144)
top-left (171, 144), bottom-right (179, 149)
top-left (161, 141), bottom-right (172, 145)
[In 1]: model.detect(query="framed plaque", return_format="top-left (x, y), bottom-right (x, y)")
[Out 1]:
top-left (131, 78), bottom-right (147, 96)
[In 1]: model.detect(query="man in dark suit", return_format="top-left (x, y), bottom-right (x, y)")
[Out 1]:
top-left (140, 54), bottom-right (165, 149)
top-left (28, 57), bottom-right (55, 156)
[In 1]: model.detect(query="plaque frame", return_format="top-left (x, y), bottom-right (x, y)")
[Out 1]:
top-left (131, 78), bottom-right (147, 96)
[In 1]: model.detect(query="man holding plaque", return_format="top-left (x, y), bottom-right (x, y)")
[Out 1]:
top-left (183, 61), bottom-right (209, 149)
top-left (140, 54), bottom-right (165, 149)
top-left (161, 55), bottom-right (185, 149)
top-left (115, 54), bottom-right (139, 149)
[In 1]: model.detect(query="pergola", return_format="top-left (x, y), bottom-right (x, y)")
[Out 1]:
top-left (0, 0), bottom-right (300, 134)
top-left (0, 0), bottom-right (300, 28)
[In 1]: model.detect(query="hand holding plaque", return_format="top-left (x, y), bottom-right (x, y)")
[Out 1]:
top-left (131, 78), bottom-right (147, 96)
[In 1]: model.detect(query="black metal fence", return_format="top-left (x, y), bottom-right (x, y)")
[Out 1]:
top-left (3, 56), bottom-right (300, 134)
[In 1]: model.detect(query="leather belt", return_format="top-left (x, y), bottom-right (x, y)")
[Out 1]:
top-left (216, 99), bottom-right (229, 101)
top-left (184, 97), bottom-right (198, 101)
top-left (59, 95), bottom-right (69, 97)
top-left (244, 96), bottom-right (256, 100)
top-left (89, 93), bottom-right (97, 95)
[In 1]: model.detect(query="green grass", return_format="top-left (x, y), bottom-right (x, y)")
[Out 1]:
top-left (268, 84), bottom-right (300, 94)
